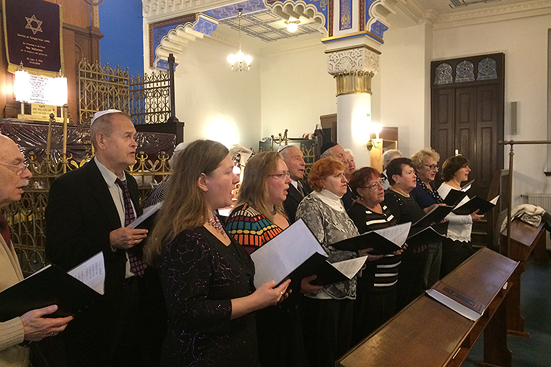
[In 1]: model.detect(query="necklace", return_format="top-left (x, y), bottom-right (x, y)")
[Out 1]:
top-left (207, 214), bottom-right (226, 236)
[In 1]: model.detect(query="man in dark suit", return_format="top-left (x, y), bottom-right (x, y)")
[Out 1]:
top-left (45, 110), bottom-right (149, 367)
top-left (280, 145), bottom-right (311, 223)
top-left (319, 142), bottom-right (356, 210)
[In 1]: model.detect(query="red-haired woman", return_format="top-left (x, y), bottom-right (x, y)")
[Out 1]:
top-left (296, 157), bottom-right (367, 367)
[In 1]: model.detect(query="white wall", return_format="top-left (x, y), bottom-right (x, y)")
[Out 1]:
top-left (377, 23), bottom-right (431, 157)
top-left (260, 42), bottom-right (336, 140)
top-left (145, 36), bottom-right (262, 150)
top-left (432, 14), bottom-right (551, 203)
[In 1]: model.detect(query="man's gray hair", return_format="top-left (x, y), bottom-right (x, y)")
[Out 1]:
top-left (382, 149), bottom-right (402, 168)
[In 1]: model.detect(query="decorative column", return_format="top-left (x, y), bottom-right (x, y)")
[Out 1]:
top-left (326, 45), bottom-right (380, 167)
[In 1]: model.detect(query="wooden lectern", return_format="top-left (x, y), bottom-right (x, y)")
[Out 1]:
top-left (337, 248), bottom-right (518, 367)
top-left (500, 218), bottom-right (549, 336)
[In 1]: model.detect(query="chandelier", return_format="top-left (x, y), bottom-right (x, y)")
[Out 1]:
top-left (227, 9), bottom-right (252, 71)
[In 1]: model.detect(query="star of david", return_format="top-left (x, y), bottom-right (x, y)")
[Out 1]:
top-left (25, 14), bottom-right (43, 35)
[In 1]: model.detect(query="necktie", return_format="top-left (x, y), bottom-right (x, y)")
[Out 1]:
top-left (297, 181), bottom-right (305, 197)
top-left (0, 212), bottom-right (12, 249)
top-left (115, 178), bottom-right (146, 277)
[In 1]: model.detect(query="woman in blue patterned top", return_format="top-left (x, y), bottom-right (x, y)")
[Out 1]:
top-left (145, 140), bottom-right (290, 367)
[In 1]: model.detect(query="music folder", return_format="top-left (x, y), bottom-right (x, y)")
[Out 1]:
top-left (412, 205), bottom-right (454, 228)
top-left (443, 189), bottom-right (469, 206)
top-left (250, 219), bottom-right (367, 288)
top-left (452, 195), bottom-right (499, 216)
top-left (331, 222), bottom-right (411, 255)
top-left (406, 222), bottom-right (449, 249)
top-left (0, 252), bottom-right (105, 322)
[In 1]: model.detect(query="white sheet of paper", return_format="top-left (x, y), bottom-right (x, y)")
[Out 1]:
top-left (330, 256), bottom-right (368, 280)
top-left (250, 219), bottom-right (326, 289)
top-left (68, 252), bottom-right (105, 295)
top-left (426, 289), bottom-right (481, 321)
top-left (490, 195), bottom-right (499, 205)
top-left (374, 222), bottom-right (411, 246)
top-left (128, 201), bottom-right (163, 229)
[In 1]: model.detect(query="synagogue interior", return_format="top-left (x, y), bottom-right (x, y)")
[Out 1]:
top-left (0, 0), bottom-right (551, 366)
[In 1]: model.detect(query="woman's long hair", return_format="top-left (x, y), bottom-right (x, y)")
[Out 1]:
top-left (235, 151), bottom-right (284, 220)
top-left (145, 140), bottom-right (229, 264)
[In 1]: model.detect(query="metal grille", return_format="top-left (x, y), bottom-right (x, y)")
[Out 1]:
top-left (6, 152), bottom-right (171, 275)
top-left (129, 72), bottom-right (171, 124)
top-left (78, 59), bottom-right (130, 124)
top-left (78, 59), bottom-right (171, 125)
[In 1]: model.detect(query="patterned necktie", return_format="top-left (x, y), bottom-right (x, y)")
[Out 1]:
top-left (115, 178), bottom-right (146, 277)
top-left (297, 181), bottom-right (305, 197)
top-left (0, 212), bottom-right (12, 249)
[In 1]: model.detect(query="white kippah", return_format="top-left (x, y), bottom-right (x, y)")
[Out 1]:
top-left (277, 145), bottom-right (292, 153)
top-left (91, 109), bottom-right (123, 125)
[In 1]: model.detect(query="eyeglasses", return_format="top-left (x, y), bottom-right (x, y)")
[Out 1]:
top-left (363, 181), bottom-right (384, 190)
top-left (0, 161), bottom-right (28, 175)
top-left (269, 171), bottom-right (291, 180)
top-left (424, 164), bottom-right (439, 171)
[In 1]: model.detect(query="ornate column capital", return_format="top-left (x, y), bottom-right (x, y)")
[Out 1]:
top-left (326, 46), bottom-right (380, 95)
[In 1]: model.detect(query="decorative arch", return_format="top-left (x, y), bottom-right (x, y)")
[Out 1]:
top-left (149, 13), bottom-right (218, 69)
top-left (266, 0), bottom-right (328, 35)
top-left (366, 0), bottom-right (396, 40)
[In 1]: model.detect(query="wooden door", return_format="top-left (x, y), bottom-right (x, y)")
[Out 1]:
top-left (431, 53), bottom-right (504, 199)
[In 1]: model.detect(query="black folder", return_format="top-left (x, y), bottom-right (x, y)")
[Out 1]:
top-left (452, 196), bottom-right (497, 215)
top-left (412, 205), bottom-right (454, 228)
top-left (443, 189), bottom-right (469, 206)
top-left (331, 223), bottom-right (410, 255)
top-left (331, 231), bottom-right (399, 254)
top-left (406, 222), bottom-right (449, 249)
top-left (0, 264), bottom-right (103, 322)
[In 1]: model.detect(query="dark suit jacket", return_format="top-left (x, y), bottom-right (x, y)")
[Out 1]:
top-left (283, 180), bottom-right (311, 224)
top-left (45, 159), bottom-right (142, 294)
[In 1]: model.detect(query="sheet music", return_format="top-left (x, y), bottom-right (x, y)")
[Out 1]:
top-left (128, 201), bottom-right (163, 229)
top-left (330, 256), bottom-right (368, 280)
top-left (374, 222), bottom-right (410, 246)
top-left (490, 195), bottom-right (499, 205)
top-left (68, 252), bottom-right (105, 295)
top-left (250, 219), bottom-right (327, 289)
top-left (461, 179), bottom-right (474, 192)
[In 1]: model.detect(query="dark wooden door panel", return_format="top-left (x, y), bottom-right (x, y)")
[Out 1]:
top-left (431, 53), bottom-right (504, 199)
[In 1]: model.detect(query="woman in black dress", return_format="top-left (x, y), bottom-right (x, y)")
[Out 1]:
top-left (145, 140), bottom-right (290, 367)
top-left (383, 158), bottom-right (439, 311)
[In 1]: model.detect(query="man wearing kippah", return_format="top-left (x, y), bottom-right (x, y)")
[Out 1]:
top-left (45, 110), bottom-right (150, 367)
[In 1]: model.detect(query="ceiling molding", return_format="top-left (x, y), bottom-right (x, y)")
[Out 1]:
top-left (143, 0), bottom-right (239, 22)
top-left (432, 0), bottom-right (551, 29)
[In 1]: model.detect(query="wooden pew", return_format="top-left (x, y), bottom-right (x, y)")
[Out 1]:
top-left (500, 219), bottom-right (549, 336)
top-left (337, 248), bottom-right (518, 367)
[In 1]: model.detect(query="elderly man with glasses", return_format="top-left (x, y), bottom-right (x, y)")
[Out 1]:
top-left (0, 133), bottom-right (73, 367)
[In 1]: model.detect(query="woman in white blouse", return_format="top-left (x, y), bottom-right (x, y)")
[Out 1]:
top-left (437, 155), bottom-right (484, 277)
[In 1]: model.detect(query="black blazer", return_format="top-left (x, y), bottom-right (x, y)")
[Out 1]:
top-left (283, 180), bottom-right (311, 224)
top-left (45, 159), bottom-right (142, 294)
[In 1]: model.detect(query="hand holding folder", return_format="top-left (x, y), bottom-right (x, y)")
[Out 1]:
top-left (331, 223), bottom-right (411, 255)
top-left (0, 252), bottom-right (105, 322)
top-left (250, 219), bottom-right (367, 288)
